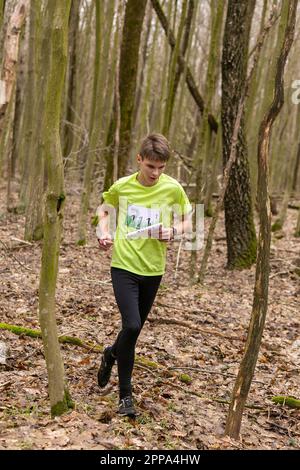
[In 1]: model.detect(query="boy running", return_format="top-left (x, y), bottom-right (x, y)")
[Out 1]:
top-left (96, 133), bottom-right (192, 417)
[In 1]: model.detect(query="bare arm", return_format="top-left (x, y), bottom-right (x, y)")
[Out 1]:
top-left (96, 204), bottom-right (114, 251)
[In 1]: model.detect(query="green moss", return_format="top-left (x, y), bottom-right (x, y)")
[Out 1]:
top-left (167, 402), bottom-right (177, 412)
top-left (76, 239), bottom-right (86, 246)
top-left (51, 399), bottom-right (69, 417)
top-left (13, 203), bottom-right (26, 215)
top-left (51, 388), bottom-right (74, 417)
top-left (179, 373), bottom-right (192, 384)
top-left (0, 322), bottom-right (42, 339)
top-left (91, 215), bottom-right (99, 226)
top-left (230, 234), bottom-right (257, 270)
top-left (272, 396), bottom-right (300, 409)
top-left (58, 335), bottom-right (85, 347)
top-left (64, 387), bottom-right (75, 409)
top-left (295, 230), bottom-right (300, 238)
top-left (271, 219), bottom-right (283, 232)
top-left (137, 356), bottom-right (158, 369)
top-left (32, 225), bottom-right (44, 241)
top-left (136, 413), bottom-right (153, 425)
top-left (204, 205), bottom-right (213, 217)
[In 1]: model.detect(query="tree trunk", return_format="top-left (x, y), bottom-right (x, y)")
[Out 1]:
top-left (150, 0), bottom-right (218, 134)
top-left (117, 0), bottom-right (147, 177)
top-left (23, 0), bottom-right (46, 240)
top-left (221, 0), bottom-right (257, 270)
top-left (132, 1), bottom-right (152, 135)
top-left (0, 0), bottom-right (5, 30)
top-left (63, 0), bottom-right (81, 163)
top-left (162, 0), bottom-right (187, 136)
top-left (225, 0), bottom-right (297, 439)
top-left (0, 0), bottom-right (28, 137)
top-left (77, 1), bottom-right (103, 245)
top-left (76, 0), bottom-right (119, 245)
top-left (197, 5), bottom-right (278, 285)
top-left (292, 142), bottom-right (300, 192)
top-left (295, 204), bottom-right (300, 237)
top-left (199, 0), bottom-right (224, 212)
top-left (38, 0), bottom-right (73, 417)
top-left (102, 1), bottom-right (123, 193)
top-left (170, 0), bottom-right (197, 146)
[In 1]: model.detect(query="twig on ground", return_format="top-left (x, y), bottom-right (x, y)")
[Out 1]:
top-left (0, 240), bottom-right (33, 271)
top-left (0, 380), bottom-right (12, 391)
top-left (168, 366), bottom-right (265, 384)
top-left (148, 316), bottom-right (243, 341)
top-left (10, 237), bottom-right (33, 246)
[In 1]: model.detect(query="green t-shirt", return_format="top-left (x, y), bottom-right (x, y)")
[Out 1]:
top-left (102, 172), bottom-right (192, 276)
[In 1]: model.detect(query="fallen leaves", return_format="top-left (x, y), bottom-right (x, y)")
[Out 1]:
top-left (1, 190), bottom-right (300, 450)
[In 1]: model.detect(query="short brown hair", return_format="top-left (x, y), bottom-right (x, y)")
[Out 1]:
top-left (139, 133), bottom-right (171, 162)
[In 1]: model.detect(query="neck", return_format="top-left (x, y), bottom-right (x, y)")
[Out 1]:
top-left (137, 171), bottom-right (153, 187)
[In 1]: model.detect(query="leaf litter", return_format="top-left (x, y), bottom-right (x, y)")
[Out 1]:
top-left (0, 187), bottom-right (299, 449)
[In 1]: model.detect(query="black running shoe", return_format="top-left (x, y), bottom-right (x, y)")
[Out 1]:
top-left (97, 347), bottom-right (115, 388)
top-left (118, 396), bottom-right (136, 417)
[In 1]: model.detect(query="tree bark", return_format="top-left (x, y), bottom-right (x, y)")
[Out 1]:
top-left (63, 0), bottom-right (81, 162)
top-left (150, 0), bottom-right (218, 134)
top-left (23, 1), bottom-right (44, 240)
top-left (77, 0), bottom-right (103, 245)
top-left (198, 5), bottom-right (279, 285)
top-left (0, 0), bottom-right (28, 137)
top-left (225, 0), bottom-right (297, 439)
top-left (117, 0), bottom-right (147, 177)
top-left (39, 0), bottom-right (73, 417)
top-left (221, 0), bottom-right (257, 270)
top-left (162, 0), bottom-right (187, 136)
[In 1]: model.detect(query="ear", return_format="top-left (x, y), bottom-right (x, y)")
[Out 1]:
top-left (137, 154), bottom-right (142, 164)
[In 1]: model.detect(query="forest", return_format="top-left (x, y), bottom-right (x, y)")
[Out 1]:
top-left (0, 0), bottom-right (300, 451)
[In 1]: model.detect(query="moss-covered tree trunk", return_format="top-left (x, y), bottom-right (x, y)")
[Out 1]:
top-left (117, 0), bottom-right (147, 177)
top-left (77, 0), bottom-right (118, 245)
top-left (69, 0), bottom-right (94, 173)
top-left (132, 1), bottom-right (152, 136)
top-left (225, 0), bottom-right (297, 439)
top-left (0, 0), bottom-right (6, 64)
top-left (23, 1), bottom-right (44, 240)
top-left (170, 0), bottom-right (197, 146)
top-left (77, 1), bottom-right (103, 245)
top-left (162, 0), bottom-right (187, 136)
top-left (189, 0), bottom-right (224, 279)
top-left (221, 0), bottom-right (257, 270)
top-left (292, 141), bottom-right (300, 193)
top-left (39, 0), bottom-right (73, 417)
top-left (198, 0), bottom-right (224, 210)
top-left (102, 1), bottom-right (122, 193)
top-left (0, 0), bottom-right (5, 29)
top-left (63, 0), bottom-right (81, 163)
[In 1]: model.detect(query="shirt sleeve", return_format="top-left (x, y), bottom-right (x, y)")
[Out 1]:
top-left (174, 185), bottom-right (193, 216)
top-left (102, 181), bottom-right (119, 208)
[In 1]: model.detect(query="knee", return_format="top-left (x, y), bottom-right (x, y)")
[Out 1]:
top-left (124, 323), bottom-right (141, 338)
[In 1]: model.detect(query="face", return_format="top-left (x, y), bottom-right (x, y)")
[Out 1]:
top-left (137, 155), bottom-right (166, 186)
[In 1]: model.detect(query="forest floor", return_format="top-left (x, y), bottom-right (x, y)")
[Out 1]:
top-left (0, 183), bottom-right (300, 451)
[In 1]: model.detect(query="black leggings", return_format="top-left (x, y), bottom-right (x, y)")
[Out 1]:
top-left (110, 267), bottom-right (162, 398)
